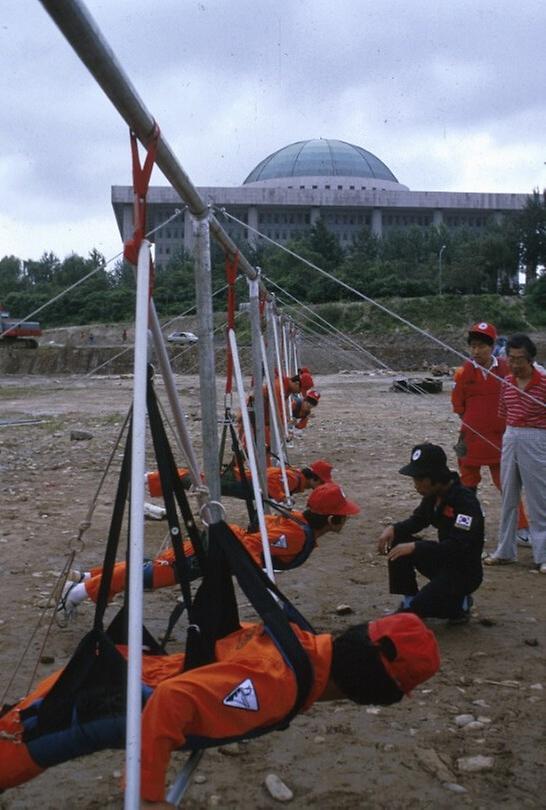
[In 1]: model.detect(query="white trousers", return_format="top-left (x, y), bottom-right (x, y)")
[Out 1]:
top-left (495, 427), bottom-right (546, 564)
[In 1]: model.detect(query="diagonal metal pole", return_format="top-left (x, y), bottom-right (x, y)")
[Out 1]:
top-left (38, 0), bottom-right (258, 282)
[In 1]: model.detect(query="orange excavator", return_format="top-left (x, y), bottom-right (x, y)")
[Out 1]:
top-left (0, 305), bottom-right (42, 349)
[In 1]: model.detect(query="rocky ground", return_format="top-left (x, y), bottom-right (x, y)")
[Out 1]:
top-left (0, 371), bottom-right (544, 809)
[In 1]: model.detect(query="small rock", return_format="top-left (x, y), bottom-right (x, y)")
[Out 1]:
top-left (265, 773), bottom-right (294, 802)
top-left (336, 603), bottom-right (354, 615)
top-left (443, 783), bottom-right (468, 794)
top-left (219, 742), bottom-right (241, 756)
top-left (479, 618), bottom-right (496, 627)
top-left (457, 755), bottom-right (494, 773)
top-left (462, 721), bottom-right (485, 732)
top-left (454, 714), bottom-right (474, 727)
top-left (314, 735), bottom-right (325, 743)
top-left (70, 430), bottom-right (93, 441)
top-left (112, 770), bottom-right (122, 779)
top-left (529, 683), bottom-right (543, 690)
top-left (477, 716), bottom-right (492, 724)
top-left (209, 795), bottom-right (221, 807)
top-left (40, 655), bottom-right (55, 665)
top-left (524, 638), bottom-right (539, 647)
top-left (366, 706), bottom-right (381, 715)
top-left (472, 699), bottom-right (489, 708)
top-left (194, 774), bottom-right (207, 784)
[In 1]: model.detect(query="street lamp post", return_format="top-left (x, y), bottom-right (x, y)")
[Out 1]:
top-left (438, 244), bottom-right (447, 295)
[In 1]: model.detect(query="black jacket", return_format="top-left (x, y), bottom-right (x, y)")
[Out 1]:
top-left (393, 473), bottom-right (484, 582)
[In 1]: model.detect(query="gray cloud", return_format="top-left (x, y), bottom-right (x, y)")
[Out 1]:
top-left (1, 0), bottom-right (545, 260)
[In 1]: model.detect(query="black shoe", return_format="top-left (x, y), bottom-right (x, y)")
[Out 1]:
top-left (447, 595), bottom-right (473, 626)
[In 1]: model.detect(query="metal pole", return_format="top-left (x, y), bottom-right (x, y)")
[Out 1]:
top-left (438, 244), bottom-right (446, 296)
top-left (125, 241), bottom-right (150, 809)
top-left (247, 277), bottom-right (268, 492)
top-left (260, 336), bottom-right (292, 503)
top-left (265, 301), bottom-right (281, 461)
top-left (270, 308), bottom-right (290, 443)
top-left (193, 214), bottom-right (222, 519)
top-left (38, 0), bottom-right (258, 281)
top-left (147, 301), bottom-right (203, 488)
top-left (281, 318), bottom-right (291, 382)
top-left (229, 329), bottom-right (275, 582)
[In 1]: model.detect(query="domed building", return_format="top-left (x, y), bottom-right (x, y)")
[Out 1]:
top-left (243, 139), bottom-right (407, 191)
top-left (112, 137), bottom-right (527, 263)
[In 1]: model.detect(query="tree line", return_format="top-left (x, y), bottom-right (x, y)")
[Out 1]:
top-left (1, 190), bottom-right (545, 328)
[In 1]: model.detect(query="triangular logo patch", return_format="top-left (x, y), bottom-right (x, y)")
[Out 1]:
top-left (272, 533), bottom-right (288, 548)
top-left (223, 678), bottom-right (259, 711)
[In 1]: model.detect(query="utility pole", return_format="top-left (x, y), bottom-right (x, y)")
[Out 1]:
top-left (438, 244), bottom-right (447, 295)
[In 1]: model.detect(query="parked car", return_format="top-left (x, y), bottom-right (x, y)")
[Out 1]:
top-left (167, 330), bottom-right (199, 345)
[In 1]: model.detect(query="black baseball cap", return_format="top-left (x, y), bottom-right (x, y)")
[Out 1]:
top-left (399, 444), bottom-right (450, 479)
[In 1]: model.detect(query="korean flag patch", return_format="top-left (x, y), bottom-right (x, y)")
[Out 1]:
top-left (223, 678), bottom-right (259, 711)
top-left (455, 513), bottom-right (473, 531)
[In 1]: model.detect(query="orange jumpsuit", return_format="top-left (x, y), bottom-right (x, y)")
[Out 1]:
top-left (0, 623), bottom-right (332, 802)
top-left (232, 465), bottom-right (307, 501)
top-left (83, 513), bottom-right (314, 603)
top-left (452, 359), bottom-right (527, 529)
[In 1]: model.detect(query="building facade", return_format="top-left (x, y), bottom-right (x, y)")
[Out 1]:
top-left (112, 138), bottom-right (529, 265)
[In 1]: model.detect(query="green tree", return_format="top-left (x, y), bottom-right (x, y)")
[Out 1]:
top-left (516, 189), bottom-right (546, 284)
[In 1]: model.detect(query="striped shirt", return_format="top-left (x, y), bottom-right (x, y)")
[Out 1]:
top-left (498, 367), bottom-right (546, 428)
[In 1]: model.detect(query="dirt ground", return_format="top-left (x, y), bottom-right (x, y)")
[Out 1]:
top-left (0, 372), bottom-right (544, 809)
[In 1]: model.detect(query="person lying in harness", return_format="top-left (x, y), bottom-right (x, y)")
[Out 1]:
top-left (0, 612), bottom-right (440, 805)
top-left (58, 482), bottom-right (360, 618)
top-left (222, 458), bottom-right (333, 502)
top-left (291, 389), bottom-right (320, 431)
top-left (377, 444), bottom-right (484, 624)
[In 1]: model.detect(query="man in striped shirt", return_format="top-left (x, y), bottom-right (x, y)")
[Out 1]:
top-left (484, 334), bottom-right (546, 572)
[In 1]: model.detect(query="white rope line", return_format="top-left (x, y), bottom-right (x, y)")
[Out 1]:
top-left (220, 209), bottom-right (546, 410)
top-left (266, 277), bottom-right (506, 456)
top-left (85, 280), bottom-right (233, 378)
top-left (263, 274), bottom-right (390, 370)
top-left (0, 209), bottom-right (185, 342)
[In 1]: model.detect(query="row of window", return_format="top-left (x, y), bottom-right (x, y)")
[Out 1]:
top-left (383, 215), bottom-right (432, 227)
top-left (285, 184), bottom-right (386, 191)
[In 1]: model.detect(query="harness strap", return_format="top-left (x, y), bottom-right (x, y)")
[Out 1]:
top-left (123, 125), bottom-right (160, 268)
top-left (188, 521), bottom-right (314, 718)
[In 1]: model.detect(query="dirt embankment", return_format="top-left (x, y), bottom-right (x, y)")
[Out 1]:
top-left (3, 322), bottom-right (545, 376)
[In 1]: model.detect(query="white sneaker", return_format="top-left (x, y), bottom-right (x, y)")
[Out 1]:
top-left (144, 502), bottom-right (166, 520)
top-left (539, 563), bottom-right (546, 574)
top-left (56, 581), bottom-right (80, 623)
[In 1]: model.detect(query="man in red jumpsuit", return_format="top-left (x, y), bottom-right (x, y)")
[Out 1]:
top-left (451, 321), bottom-right (528, 539)
top-left (0, 613), bottom-right (440, 805)
top-left (58, 482), bottom-right (359, 615)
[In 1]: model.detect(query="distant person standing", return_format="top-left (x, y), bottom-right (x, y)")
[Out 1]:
top-left (122, 328), bottom-right (128, 342)
top-left (451, 322), bottom-right (528, 541)
top-left (484, 334), bottom-right (546, 572)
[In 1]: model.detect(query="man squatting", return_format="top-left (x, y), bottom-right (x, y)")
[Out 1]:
top-left (378, 444), bottom-right (484, 622)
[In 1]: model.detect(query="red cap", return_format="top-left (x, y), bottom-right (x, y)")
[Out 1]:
top-left (468, 322), bottom-right (496, 342)
top-left (306, 389), bottom-right (320, 404)
top-left (368, 614), bottom-right (440, 695)
top-left (309, 459), bottom-right (333, 482)
top-left (307, 482), bottom-right (360, 516)
top-left (299, 371), bottom-right (314, 394)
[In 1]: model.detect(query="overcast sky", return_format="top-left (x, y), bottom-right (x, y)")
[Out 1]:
top-left (2, 0), bottom-right (545, 263)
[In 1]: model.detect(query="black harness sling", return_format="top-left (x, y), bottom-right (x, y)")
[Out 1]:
top-left (19, 370), bottom-right (315, 768)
